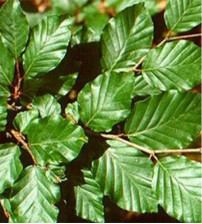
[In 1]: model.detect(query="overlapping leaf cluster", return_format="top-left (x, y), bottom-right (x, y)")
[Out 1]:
top-left (0, 0), bottom-right (201, 223)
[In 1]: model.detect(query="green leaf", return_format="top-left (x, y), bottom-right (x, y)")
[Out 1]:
top-left (74, 168), bottom-right (104, 223)
top-left (50, 0), bottom-right (88, 15)
top-left (23, 115), bottom-right (87, 165)
top-left (153, 156), bottom-right (202, 223)
top-left (101, 4), bottom-right (153, 72)
top-left (142, 41), bottom-right (201, 91)
top-left (78, 72), bottom-right (135, 132)
top-left (8, 165), bottom-right (60, 223)
top-left (0, 143), bottom-right (22, 194)
top-left (32, 94), bottom-right (61, 118)
top-left (23, 15), bottom-right (72, 78)
top-left (116, 0), bottom-right (160, 15)
top-left (13, 110), bottom-right (39, 132)
top-left (0, 97), bottom-right (7, 131)
top-left (0, 39), bottom-right (15, 97)
top-left (92, 140), bottom-right (158, 213)
top-left (125, 91), bottom-right (201, 149)
top-left (133, 75), bottom-right (162, 97)
top-left (65, 102), bottom-right (80, 123)
top-left (23, 73), bottom-right (78, 100)
top-left (0, 0), bottom-right (29, 59)
top-left (164, 0), bottom-right (201, 32)
top-left (45, 164), bottom-right (66, 183)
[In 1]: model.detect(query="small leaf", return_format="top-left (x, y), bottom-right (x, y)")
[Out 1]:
top-left (0, 0), bottom-right (29, 59)
top-left (8, 165), bottom-right (60, 223)
top-left (13, 110), bottom-right (39, 132)
top-left (133, 75), bottom-right (162, 97)
top-left (153, 156), bottom-right (202, 222)
top-left (164, 0), bottom-right (201, 32)
top-left (0, 97), bottom-right (7, 131)
top-left (92, 140), bottom-right (158, 213)
top-left (23, 15), bottom-right (72, 78)
top-left (116, 0), bottom-right (160, 15)
top-left (23, 115), bottom-right (88, 165)
top-left (32, 94), bottom-right (61, 118)
top-left (78, 72), bottom-right (134, 132)
top-left (0, 143), bottom-right (22, 194)
top-left (101, 4), bottom-right (153, 72)
top-left (65, 102), bottom-right (80, 123)
top-left (46, 164), bottom-right (66, 183)
top-left (0, 39), bottom-right (15, 97)
top-left (74, 168), bottom-right (105, 223)
top-left (142, 41), bottom-right (201, 91)
top-left (23, 73), bottom-right (78, 101)
top-left (125, 91), bottom-right (201, 149)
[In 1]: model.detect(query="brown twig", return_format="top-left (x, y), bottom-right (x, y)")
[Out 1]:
top-left (101, 134), bottom-right (202, 159)
top-left (13, 61), bottom-right (22, 100)
top-left (10, 130), bottom-right (37, 165)
top-left (0, 200), bottom-right (9, 219)
top-left (168, 33), bottom-right (202, 41)
top-left (157, 30), bottom-right (171, 47)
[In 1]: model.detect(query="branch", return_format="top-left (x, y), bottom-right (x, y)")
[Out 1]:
top-left (155, 148), bottom-right (202, 154)
top-left (101, 134), bottom-right (202, 158)
top-left (0, 200), bottom-right (9, 219)
top-left (101, 134), bottom-right (154, 155)
top-left (11, 130), bottom-right (37, 165)
top-left (168, 33), bottom-right (202, 41)
top-left (157, 30), bottom-right (171, 47)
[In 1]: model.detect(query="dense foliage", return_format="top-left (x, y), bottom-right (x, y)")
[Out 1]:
top-left (0, 0), bottom-right (201, 223)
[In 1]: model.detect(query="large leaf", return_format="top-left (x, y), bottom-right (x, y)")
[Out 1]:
top-left (0, 39), bottom-right (15, 97)
top-left (74, 169), bottom-right (104, 223)
top-left (0, 0), bottom-right (29, 59)
top-left (0, 143), bottom-right (22, 194)
top-left (23, 115), bottom-right (88, 165)
top-left (0, 97), bottom-right (7, 131)
top-left (164, 0), bottom-right (201, 32)
top-left (133, 75), bottom-right (162, 97)
top-left (78, 72), bottom-right (134, 132)
top-left (23, 15), bottom-right (72, 78)
top-left (142, 41), bottom-right (201, 91)
top-left (32, 94), bottom-right (61, 118)
top-left (8, 166), bottom-right (60, 223)
top-left (153, 156), bottom-right (202, 223)
top-left (101, 4), bottom-right (153, 72)
top-left (92, 140), bottom-right (158, 213)
top-left (125, 91), bottom-right (201, 149)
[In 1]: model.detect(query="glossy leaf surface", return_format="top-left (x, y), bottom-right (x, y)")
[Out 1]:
top-left (0, 40), bottom-right (15, 97)
top-left (0, 144), bottom-right (22, 194)
top-left (32, 94), bottom-right (61, 118)
top-left (101, 4), bottom-right (153, 72)
top-left (92, 140), bottom-right (158, 213)
top-left (8, 166), bottom-right (60, 223)
top-left (0, 0), bottom-right (29, 58)
top-left (74, 169), bottom-right (104, 223)
top-left (142, 41), bottom-right (201, 91)
top-left (23, 115), bottom-right (87, 165)
top-left (23, 16), bottom-right (72, 78)
top-left (153, 156), bottom-right (202, 222)
top-left (78, 72), bottom-right (134, 132)
top-left (133, 75), bottom-right (162, 97)
top-left (125, 91), bottom-right (201, 149)
top-left (164, 0), bottom-right (201, 32)
top-left (0, 97), bottom-right (7, 131)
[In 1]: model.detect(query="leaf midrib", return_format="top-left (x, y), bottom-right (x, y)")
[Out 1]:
top-left (25, 19), bottom-right (67, 76)
top-left (127, 105), bottom-right (199, 137)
